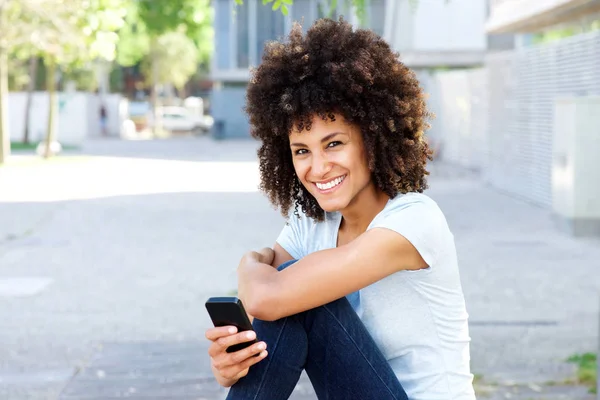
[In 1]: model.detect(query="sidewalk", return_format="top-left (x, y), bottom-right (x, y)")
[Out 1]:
top-left (0, 137), bottom-right (598, 399)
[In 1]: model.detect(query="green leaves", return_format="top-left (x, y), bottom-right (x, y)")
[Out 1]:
top-left (566, 353), bottom-right (597, 392)
top-left (0, 0), bottom-right (129, 66)
top-left (120, 0), bottom-right (213, 66)
top-left (271, 0), bottom-right (289, 16)
top-left (141, 31), bottom-right (199, 90)
top-left (236, 0), bottom-right (367, 20)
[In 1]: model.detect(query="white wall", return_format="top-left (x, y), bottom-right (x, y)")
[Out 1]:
top-left (7, 92), bottom-right (124, 145)
top-left (422, 68), bottom-right (489, 170)
top-left (386, 0), bottom-right (487, 53)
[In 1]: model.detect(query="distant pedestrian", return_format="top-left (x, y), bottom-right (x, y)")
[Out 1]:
top-left (99, 104), bottom-right (108, 136)
top-left (205, 18), bottom-right (475, 400)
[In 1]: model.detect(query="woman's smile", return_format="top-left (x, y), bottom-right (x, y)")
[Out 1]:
top-left (313, 174), bottom-right (347, 194)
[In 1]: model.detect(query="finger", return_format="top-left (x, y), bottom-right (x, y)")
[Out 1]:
top-left (216, 330), bottom-right (257, 350)
top-left (233, 367), bottom-right (249, 381)
top-left (208, 330), bottom-right (257, 358)
top-left (229, 341), bottom-right (267, 365)
top-left (205, 326), bottom-right (237, 341)
top-left (220, 350), bottom-right (268, 380)
top-left (211, 340), bottom-right (265, 369)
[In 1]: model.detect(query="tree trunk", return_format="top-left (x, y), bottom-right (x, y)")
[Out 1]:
top-left (178, 84), bottom-right (186, 101)
top-left (43, 56), bottom-right (57, 159)
top-left (23, 56), bottom-right (37, 144)
top-left (150, 51), bottom-right (159, 137)
top-left (0, 3), bottom-right (10, 165)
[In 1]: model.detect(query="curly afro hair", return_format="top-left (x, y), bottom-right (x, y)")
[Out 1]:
top-left (246, 17), bottom-right (433, 222)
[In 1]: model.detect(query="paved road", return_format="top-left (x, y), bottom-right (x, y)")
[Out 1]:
top-left (0, 136), bottom-right (598, 399)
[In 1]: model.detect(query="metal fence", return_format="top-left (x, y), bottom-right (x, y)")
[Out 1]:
top-left (428, 30), bottom-right (600, 208)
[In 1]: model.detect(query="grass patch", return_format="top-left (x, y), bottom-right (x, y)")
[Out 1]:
top-left (567, 352), bottom-right (597, 393)
top-left (10, 142), bottom-right (38, 150)
top-left (10, 141), bottom-right (79, 151)
top-left (472, 373), bottom-right (499, 397)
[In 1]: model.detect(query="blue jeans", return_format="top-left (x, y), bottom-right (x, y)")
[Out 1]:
top-left (226, 260), bottom-right (408, 400)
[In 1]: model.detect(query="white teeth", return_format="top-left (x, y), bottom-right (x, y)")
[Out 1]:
top-left (316, 175), bottom-right (345, 190)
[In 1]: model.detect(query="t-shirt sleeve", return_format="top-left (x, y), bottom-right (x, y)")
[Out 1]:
top-left (276, 212), bottom-right (306, 260)
top-left (368, 195), bottom-right (448, 268)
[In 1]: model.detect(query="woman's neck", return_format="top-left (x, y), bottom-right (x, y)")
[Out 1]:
top-left (338, 183), bottom-right (389, 237)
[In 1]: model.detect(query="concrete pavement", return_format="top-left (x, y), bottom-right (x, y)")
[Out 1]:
top-left (0, 136), bottom-right (598, 399)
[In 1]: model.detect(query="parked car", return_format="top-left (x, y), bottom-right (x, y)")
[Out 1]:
top-left (148, 106), bottom-right (214, 134)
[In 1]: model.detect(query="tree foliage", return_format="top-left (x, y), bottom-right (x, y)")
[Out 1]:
top-left (532, 18), bottom-right (600, 44)
top-left (115, 0), bottom-right (212, 98)
top-left (119, 0), bottom-right (213, 67)
top-left (141, 32), bottom-right (199, 91)
top-left (235, 0), bottom-right (367, 21)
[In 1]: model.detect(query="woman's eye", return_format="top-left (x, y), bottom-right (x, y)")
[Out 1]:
top-left (295, 149), bottom-right (308, 155)
top-left (327, 141), bottom-right (342, 148)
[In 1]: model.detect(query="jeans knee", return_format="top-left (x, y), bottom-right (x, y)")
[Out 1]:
top-left (277, 259), bottom-right (299, 271)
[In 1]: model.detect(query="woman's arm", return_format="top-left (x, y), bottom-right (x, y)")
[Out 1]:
top-left (238, 228), bottom-right (428, 321)
top-left (238, 244), bottom-right (294, 323)
top-left (271, 243), bottom-right (294, 268)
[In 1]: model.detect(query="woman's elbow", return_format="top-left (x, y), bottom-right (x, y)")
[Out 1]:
top-left (245, 292), bottom-right (281, 322)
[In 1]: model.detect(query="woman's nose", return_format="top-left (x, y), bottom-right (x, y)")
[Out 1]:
top-left (311, 153), bottom-right (332, 177)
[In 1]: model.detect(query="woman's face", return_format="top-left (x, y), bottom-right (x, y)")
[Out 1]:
top-left (289, 114), bottom-right (373, 213)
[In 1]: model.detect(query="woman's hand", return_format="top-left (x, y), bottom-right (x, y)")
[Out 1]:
top-left (205, 326), bottom-right (268, 387)
top-left (254, 247), bottom-right (275, 266)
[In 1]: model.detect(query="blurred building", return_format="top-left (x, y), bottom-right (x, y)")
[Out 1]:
top-left (429, 0), bottom-right (600, 236)
top-left (486, 0), bottom-right (600, 33)
top-left (210, 0), bottom-right (493, 139)
top-left (382, 0), bottom-right (488, 68)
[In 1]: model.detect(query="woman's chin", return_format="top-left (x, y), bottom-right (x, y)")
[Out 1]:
top-left (317, 199), bottom-right (347, 213)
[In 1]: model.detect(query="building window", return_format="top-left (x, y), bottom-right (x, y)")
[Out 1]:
top-left (291, 0), bottom-right (313, 27)
top-left (257, 4), bottom-right (285, 62)
top-left (317, 0), bottom-right (338, 19)
top-left (368, 0), bottom-right (385, 37)
top-left (216, 0), bottom-right (370, 71)
top-left (236, 2), bottom-right (250, 68)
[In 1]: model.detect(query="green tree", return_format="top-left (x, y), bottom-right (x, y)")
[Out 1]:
top-left (532, 19), bottom-right (600, 44)
top-left (0, 0), bottom-right (127, 162)
top-left (0, 0), bottom-right (17, 164)
top-left (0, 0), bottom-right (41, 163)
top-left (29, 0), bottom-right (126, 157)
top-left (141, 31), bottom-right (199, 96)
top-left (116, 0), bottom-right (213, 135)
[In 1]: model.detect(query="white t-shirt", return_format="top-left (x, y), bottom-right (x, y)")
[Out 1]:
top-left (276, 192), bottom-right (476, 400)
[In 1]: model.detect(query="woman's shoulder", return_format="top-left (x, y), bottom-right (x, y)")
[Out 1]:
top-left (383, 192), bottom-right (445, 219)
top-left (370, 192), bottom-right (454, 268)
top-left (371, 192), bottom-right (452, 243)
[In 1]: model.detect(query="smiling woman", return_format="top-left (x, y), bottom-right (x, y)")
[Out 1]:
top-left (204, 17), bottom-right (476, 400)
top-left (289, 117), bottom-right (376, 214)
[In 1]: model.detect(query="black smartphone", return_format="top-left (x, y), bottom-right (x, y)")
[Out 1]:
top-left (205, 297), bottom-right (257, 353)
